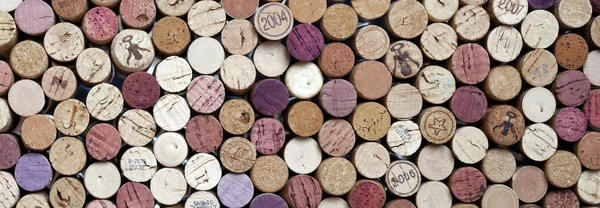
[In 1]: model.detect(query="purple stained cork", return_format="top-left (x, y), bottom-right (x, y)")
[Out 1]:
top-left (553, 70), bottom-right (591, 107)
top-left (318, 79), bottom-right (357, 118)
top-left (122, 72), bottom-right (160, 109)
top-left (0, 134), bottom-right (20, 170)
top-left (287, 24), bottom-right (325, 62)
top-left (86, 123), bottom-right (121, 161)
top-left (187, 76), bottom-right (225, 114)
top-left (593, 0), bottom-right (600, 12)
top-left (116, 182), bottom-right (154, 208)
top-left (528, 0), bottom-right (555, 9)
top-left (450, 86), bottom-right (488, 123)
top-left (348, 180), bottom-right (386, 208)
top-left (250, 118), bottom-right (286, 155)
top-left (553, 107), bottom-right (587, 142)
top-left (82, 7), bottom-right (119, 45)
top-left (14, 0), bottom-right (55, 36)
top-left (217, 173), bottom-right (254, 208)
top-left (14, 153), bottom-right (52, 192)
top-left (250, 193), bottom-right (289, 208)
top-left (450, 43), bottom-right (490, 85)
top-left (285, 175), bottom-right (323, 208)
top-left (186, 115), bottom-right (223, 153)
top-left (584, 90), bottom-right (600, 129)
top-left (250, 79), bottom-right (289, 116)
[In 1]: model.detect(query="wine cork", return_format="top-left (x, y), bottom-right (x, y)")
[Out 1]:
top-left (415, 65), bottom-right (456, 104)
top-left (417, 144), bottom-right (455, 181)
top-left (0, 12), bottom-right (17, 55)
top-left (53, 99), bottom-right (88, 136)
top-left (254, 3), bottom-right (293, 40)
top-left (151, 168), bottom-right (187, 205)
top-left (51, 0), bottom-right (87, 22)
top-left (552, 107), bottom-right (587, 142)
top-left (185, 153), bottom-right (222, 191)
top-left (84, 6), bottom-right (119, 45)
top-left (251, 79), bottom-right (289, 116)
top-left (287, 24), bottom-right (325, 61)
top-left (116, 182), bottom-right (154, 208)
top-left (383, 41), bottom-right (422, 79)
top-left (319, 119), bottom-right (355, 157)
top-left (220, 0), bottom-right (257, 19)
top-left (451, 5), bottom-right (490, 42)
top-left (511, 166), bottom-right (548, 203)
top-left (350, 61), bottom-right (392, 100)
top-left (319, 198), bottom-right (349, 208)
top-left (384, 84), bottom-right (422, 120)
top-left (49, 177), bottom-right (85, 208)
top-left (219, 99), bottom-right (255, 135)
top-left (350, 102), bottom-right (391, 141)
top-left (318, 79), bottom-right (357, 118)
top-left (111, 29), bottom-right (155, 73)
top-left (520, 10), bottom-right (559, 49)
top-left (585, 90), bottom-right (600, 129)
top-left (250, 118), bottom-right (285, 155)
top-left (545, 150), bottom-right (582, 188)
top-left (119, 0), bottom-right (155, 29)
top-left (418, 106), bottom-right (457, 144)
top-left (486, 26), bottom-right (523, 62)
top-left (120, 146), bottom-right (158, 182)
top-left (43, 23), bottom-right (85, 62)
top-left (353, 25), bottom-right (390, 60)
top-left (217, 173), bottom-right (254, 208)
top-left (122, 72), bottom-right (160, 109)
top-left (254, 41), bottom-right (291, 77)
top-left (282, 175), bottom-right (322, 208)
top-left (519, 87), bottom-right (556, 123)
top-left (0, 99), bottom-right (11, 133)
top-left (347, 180), bottom-right (386, 208)
top-left (0, 61), bottom-right (13, 96)
top-left (8, 80), bottom-right (45, 117)
top-left (250, 155), bottom-right (288, 193)
top-left (21, 115), bottom-right (56, 151)
top-left (520, 124), bottom-right (558, 162)
top-left (576, 132), bottom-right (600, 170)
top-left (452, 126), bottom-right (489, 164)
top-left (316, 157), bottom-right (356, 196)
top-left (41, 66), bottom-right (77, 101)
top-left (284, 62), bottom-right (323, 100)
top-left (0, 0), bottom-right (21, 11)
top-left (451, 86), bottom-right (488, 123)
top-left (529, 0), bottom-right (554, 9)
top-left (220, 137), bottom-right (257, 173)
top-left (222, 19), bottom-right (258, 55)
top-left (84, 162), bottom-right (121, 199)
top-left (449, 44), bottom-right (490, 85)
top-left (387, 120), bottom-right (422, 156)
top-left (287, 101), bottom-right (323, 137)
top-left (49, 137), bottom-right (86, 175)
top-left (577, 170), bottom-right (600, 204)
top-left (288, 0), bottom-right (326, 23)
top-left (483, 65), bottom-right (522, 101)
top-left (86, 200), bottom-right (114, 208)
top-left (420, 23), bottom-right (458, 61)
top-left (76, 48), bottom-right (111, 85)
top-left (480, 185), bottom-right (519, 208)
top-left (385, 0), bottom-right (428, 39)
top-left (220, 55), bottom-right (257, 95)
top-left (482, 105), bottom-right (526, 146)
top-left (186, 191), bottom-right (220, 208)
top-left (0, 134), bottom-right (19, 170)
top-left (386, 199), bottom-right (416, 208)
top-left (423, 0), bottom-right (459, 22)
top-left (251, 193), bottom-right (288, 208)
top-left (153, 94), bottom-right (190, 131)
top-left (154, 132), bottom-right (188, 167)
top-left (188, 0), bottom-right (225, 37)
top-left (284, 137), bottom-right (322, 174)
top-left (15, 153), bottom-right (52, 192)
top-left (320, 4), bottom-right (358, 41)
top-left (14, 0), bottom-right (55, 36)
top-left (118, 109), bottom-right (156, 147)
top-left (543, 189), bottom-right (580, 208)
top-left (187, 37), bottom-right (225, 75)
top-left (416, 181), bottom-right (453, 208)
top-left (10, 40), bottom-right (48, 79)
top-left (351, 142), bottom-right (390, 179)
top-left (156, 0), bottom-right (194, 17)
top-left (450, 167), bottom-right (487, 203)
top-left (554, 33), bottom-right (589, 70)
top-left (481, 148), bottom-right (516, 183)
top-left (86, 123), bottom-right (121, 161)
top-left (351, 0), bottom-right (390, 20)
top-left (385, 160), bottom-right (421, 197)
top-left (553, 70), bottom-right (590, 107)
top-left (86, 83), bottom-right (123, 121)
top-left (554, 0), bottom-right (592, 29)
top-left (0, 171), bottom-right (19, 208)
top-left (152, 17), bottom-right (190, 56)
top-left (155, 56), bottom-right (192, 93)
top-left (186, 115), bottom-right (223, 153)
top-left (17, 193), bottom-right (50, 208)
top-left (587, 17), bottom-right (600, 49)
top-left (91, 0), bottom-right (119, 7)
top-left (488, 0), bottom-right (528, 25)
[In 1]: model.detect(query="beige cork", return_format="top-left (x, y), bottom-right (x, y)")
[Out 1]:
top-left (420, 23), bottom-right (457, 61)
top-left (21, 115), bottom-right (56, 151)
top-left (43, 23), bottom-right (85, 62)
top-left (353, 25), bottom-right (390, 60)
top-left (482, 105), bottom-right (525, 146)
top-left (320, 4), bottom-right (358, 41)
top-left (584, 50), bottom-right (600, 86)
top-left (351, 142), bottom-right (390, 179)
top-left (251, 155), bottom-right (288, 193)
top-left (185, 153), bottom-right (222, 191)
top-left (384, 41), bottom-right (423, 79)
top-left (222, 19), bottom-right (258, 55)
top-left (49, 137), bottom-right (86, 175)
top-left (521, 124), bottom-right (557, 162)
top-left (386, 199), bottom-right (416, 208)
top-left (0, 11), bottom-right (17, 55)
top-left (188, 1), bottom-right (225, 37)
top-left (76, 48), bottom-right (111, 85)
top-left (287, 101), bottom-right (324, 137)
top-left (91, 0), bottom-right (119, 7)
top-left (41, 66), bottom-right (77, 101)
top-left (0, 99), bottom-right (13, 133)
top-left (0, 0), bottom-right (22, 12)
top-left (576, 170), bottom-right (600, 205)
top-left (517, 49), bottom-right (558, 87)
top-left (152, 17), bottom-right (190, 56)
top-left (385, 160), bottom-right (421, 197)
top-left (284, 137), bottom-right (322, 174)
top-left (0, 171), bottom-right (19, 208)
top-left (254, 3), bottom-right (294, 40)
top-left (10, 40), bottom-right (48, 79)
top-left (118, 109), bottom-right (156, 147)
top-left (150, 168), bottom-right (187, 205)
top-left (511, 166), bottom-right (548, 203)
top-left (219, 99), bottom-right (254, 135)
top-left (453, 203), bottom-right (479, 208)
top-left (50, 177), bottom-right (86, 208)
top-left (483, 65), bottom-right (522, 101)
top-left (554, 0), bottom-right (592, 29)
top-left (416, 181), bottom-right (453, 208)
top-left (384, 84), bottom-right (422, 120)
top-left (156, 0), bottom-right (194, 16)
top-left (480, 185), bottom-right (519, 208)
top-left (518, 87), bottom-right (556, 123)
top-left (417, 144), bottom-right (455, 181)
top-left (481, 148), bottom-right (516, 183)
top-left (120, 146), bottom-right (158, 182)
top-left (350, 102), bottom-right (391, 141)
top-left (254, 41), bottom-right (290, 77)
top-left (154, 56), bottom-right (192, 93)
top-left (289, 0), bottom-right (327, 23)
top-left (220, 55), bottom-right (257, 95)
top-left (451, 5), bottom-right (490, 42)
top-left (423, 0), bottom-right (458, 22)
top-left (487, 0), bottom-right (528, 25)
top-left (187, 37), bottom-right (225, 75)
top-left (111, 29), bottom-right (155, 73)
top-left (452, 126), bottom-right (489, 164)
top-left (316, 157), bottom-right (357, 196)
top-left (154, 132), bottom-right (188, 167)
top-left (186, 191), bottom-right (219, 208)
top-left (545, 150), bottom-right (582, 188)
top-left (54, 99), bottom-right (89, 136)
top-left (0, 61), bottom-right (13, 97)
top-left (385, 0), bottom-right (428, 39)
top-left (16, 192), bottom-right (50, 208)
top-left (387, 120), bottom-right (422, 156)
top-left (51, 0), bottom-right (87, 22)
top-left (418, 106), bottom-right (457, 144)
top-left (86, 83), bottom-right (123, 121)
top-left (586, 17), bottom-right (600, 49)
top-left (153, 94), bottom-right (190, 131)
top-left (486, 26), bottom-right (523, 63)
top-left (415, 65), bottom-right (456, 104)
top-left (520, 10), bottom-right (559, 49)
top-left (220, 137), bottom-right (257, 173)
top-left (351, 0), bottom-right (389, 20)
top-left (285, 62), bottom-right (323, 99)
top-left (319, 197), bottom-right (350, 208)
top-left (349, 61), bottom-right (392, 100)
top-left (8, 79), bottom-right (45, 117)
top-left (84, 162), bottom-right (121, 199)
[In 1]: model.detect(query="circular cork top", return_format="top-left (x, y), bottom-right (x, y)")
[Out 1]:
top-left (353, 25), bottom-right (389, 60)
top-left (289, 0), bottom-right (326, 23)
top-left (222, 19), bottom-right (258, 55)
top-left (351, 0), bottom-right (390, 20)
top-left (320, 4), bottom-right (358, 41)
top-left (319, 197), bottom-right (349, 208)
top-left (10, 40), bottom-right (48, 79)
top-left (452, 126), bottom-right (489, 164)
top-left (587, 17), bottom-right (600, 49)
top-left (0, 61), bottom-right (13, 96)
top-left (186, 115), bottom-right (222, 153)
top-left (111, 29), bottom-right (155, 73)
top-left (0, 11), bottom-right (17, 54)
top-left (154, 94), bottom-right (190, 131)
top-left (219, 99), bottom-right (254, 135)
top-left (185, 153), bottom-right (222, 191)
top-left (0, 134), bottom-right (20, 170)
top-left (0, 171), bottom-right (19, 208)
top-left (156, 0), bottom-right (194, 16)
top-left (577, 170), bottom-right (600, 204)
top-left (251, 79), bottom-right (289, 116)
top-left (82, 7), bottom-right (118, 45)
top-left (118, 109), bottom-right (156, 147)
top-left (188, 0), bottom-right (225, 37)
top-left (482, 105), bottom-right (525, 146)
top-left (521, 124), bottom-right (557, 162)
top-left (15, 153), bottom-right (52, 192)
top-left (17, 193), bottom-right (50, 208)
top-left (387, 120), bottom-right (422, 156)
top-left (416, 181), bottom-right (453, 208)
top-left (511, 166), bottom-right (548, 203)
top-left (577, 132), bottom-right (600, 170)
top-left (152, 17), bottom-right (190, 56)
top-left (119, 0), bottom-right (156, 29)
top-left (449, 44), bottom-right (490, 85)
top-left (287, 101), bottom-right (323, 137)
top-left (385, 0), bottom-right (428, 39)
top-left (416, 65), bottom-right (456, 104)
top-left (319, 119), bottom-right (355, 157)
top-left (187, 37), bottom-right (224, 75)
top-left (545, 150), bottom-right (582, 188)
top-left (516, 49), bottom-right (556, 87)
top-left (451, 5), bottom-right (490, 42)
top-left (544, 189), bottom-right (580, 208)
top-left (385, 84), bottom-right (422, 120)
top-left (0, 99), bottom-right (10, 133)
top-left (21, 115), bottom-right (56, 151)
top-left (8, 80), bottom-right (45, 117)
top-left (384, 41), bottom-right (422, 79)
top-left (54, 99), bottom-right (89, 136)
top-left (348, 180), bottom-right (386, 208)
top-left (254, 3), bottom-right (293, 40)
top-left (86, 83), bottom-right (124, 121)
top-left (385, 160), bottom-right (421, 197)
top-left (187, 191), bottom-right (219, 208)
top-left (554, 33), bottom-right (588, 70)
top-left (84, 162), bottom-right (121, 199)
top-left (283, 175), bottom-right (323, 208)
top-left (554, 70), bottom-right (590, 107)
top-left (220, 137), bottom-right (257, 173)
top-left (251, 118), bottom-right (285, 155)
top-left (481, 185), bottom-right (519, 208)
top-left (521, 10), bottom-right (559, 49)
top-left (449, 167), bottom-right (487, 203)
top-left (88, 200), bottom-right (115, 208)
top-left (417, 144), bottom-right (455, 181)
top-left (486, 26), bottom-right (523, 62)
top-left (251, 193), bottom-right (287, 208)
top-left (122, 72), bottom-right (160, 109)
top-left (420, 23), bottom-right (457, 61)
top-left (116, 182), bottom-right (154, 208)
top-left (151, 168), bottom-right (187, 205)
top-left (251, 155), bottom-right (288, 193)
top-left (351, 102), bottom-right (391, 141)
top-left (482, 149), bottom-right (516, 184)
top-left (423, 0), bottom-right (458, 22)
top-left (218, 173), bottom-right (254, 208)
top-left (529, 0), bottom-right (554, 9)
top-left (288, 24), bottom-right (325, 62)
top-left (220, 55), bottom-right (256, 95)
top-left (120, 146), bottom-right (157, 182)
top-left (254, 41), bottom-right (290, 78)
top-left (585, 90), bottom-right (600, 129)
top-left (49, 137), bottom-right (86, 175)
top-left (386, 199), bottom-right (416, 208)
top-left (154, 132), bottom-right (188, 167)
top-left (351, 142), bottom-right (390, 179)
top-left (316, 157), bottom-right (356, 196)
top-left (91, 0), bottom-right (119, 7)
top-left (41, 66), bottom-right (78, 101)
top-left (553, 107), bottom-right (586, 142)
top-left (484, 65), bottom-right (522, 101)
top-left (86, 123), bottom-right (121, 161)
top-left (554, 0), bottom-right (592, 29)
top-left (519, 87), bottom-right (556, 122)
top-left (418, 106), bottom-right (456, 144)
top-left (319, 79), bottom-right (357, 118)
top-left (451, 86), bottom-right (487, 123)
top-left (222, 0), bottom-right (258, 19)
top-left (76, 48), bottom-right (111, 85)
top-left (155, 56), bottom-right (192, 93)
top-left (44, 22), bottom-right (85, 62)
top-left (350, 61), bottom-right (392, 100)
top-left (49, 177), bottom-right (85, 208)
top-left (488, 0), bottom-right (527, 25)
top-left (0, 0), bottom-right (22, 12)
top-left (14, 0), bottom-right (55, 36)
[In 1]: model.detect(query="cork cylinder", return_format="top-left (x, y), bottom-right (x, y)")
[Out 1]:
top-left (554, 33), bottom-right (589, 70)
top-left (284, 137), bottom-right (322, 175)
top-left (0, 134), bottom-right (20, 170)
top-left (544, 150), bottom-right (581, 188)
top-left (317, 45), bottom-right (354, 78)
top-left (520, 124), bottom-right (558, 162)
top-left (448, 43), bottom-right (490, 85)
top-left (76, 48), bottom-right (112, 85)
top-left (118, 109), bottom-right (156, 147)
top-left (43, 23), bottom-right (85, 62)
top-left (451, 86), bottom-right (487, 123)
top-left (482, 105), bottom-right (525, 146)
top-left (576, 132), bottom-right (600, 170)
top-left (350, 102), bottom-right (391, 141)
top-left (41, 66), bottom-right (78, 102)
top-left (320, 4), bottom-right (358, 41)
top-left (387, 120), bottom-right (422, 157)
top-left (14, 0), bottom-right (56, 36)
top-left (49, 177), bottom-right (86, 208)
top-left (287, 101), bottom-right (323, 137)
top-left (86, 123), bottom-right (121, 161)
top-left (217, 173), bottom-right (254, 208)
top-left (385, 160), bottom-right (421, 197)
top-left (82, 7), bottom-right (118, 45)
top-left (520, 10), bottom-right (559, 49)
top-left (552, 107), bottom-right (587, 142)
top-left (384, 40), bottom-right (423, 79)
top-left (49, 137), bottom-right (86, 175)
top-left (251, 79), bottom-right (289, 116)
top-left (316, 157), bottom-right (356, 196)
top-left (347, 180), bottom-right (386, 208)
top-left (385, 0), bottom-right (428, 39)
top-left (449, 167), bottom-right (487, 203)
top-left (254, 3), bottom-right (294, 40)
top-left (111, 29), bottom-right (155, 73)
top-left (511, 166), bottom-right (548, 203)
top-left (483, 65), bottom-right (522, 101)
top-left (553, 70), bottom-right (591, 107)
top-left (188, 0), bottom-right (226, 37)
top-left (254, 41), bottom-right (291, 78)
top-left (250, 155), bottom-right (288, 193)
top-left (584, 90), bottom-right (600, 129)
top-left (0, 172), bottom-right (19, 208)
top-left (418, 106), bottom-right (457, 144)
top-left (220, 137), bottom-right (257, 173)
top-left (15, 153), bottom-right (52, 192)
top-left (222, 0), bottom-right (258, 19)
top-left (416, 182), bottom-right (453, 208)
top-left (319, 119), bottom-right (356, 157)
top-left (451, 126), bottom-right (489, 164)
top-left (154, 94), bottom-right (190, 131)
top-left (481, 148), bottom-right (516, 183)
top-left (480, 185), bottom-right (519, 208)
top-left (21, 115), bottom-right (56, 151)
top-left (349, 61), bottom-right (392, 100)
top-left (251, 194), bottom-right (288, 208)
top-left (0, 12), bottom-right (18, 56)
top-left (318, 79), bottom-right (357, 118)
top-left (351, 142), bottom-right (390, 179)
top-left (151, 168), bottom-right (187, 205)
top-left (282, 175), bottom-right (323, 208)
top-left (417, 144), bottom-right (455, 181)
top-left (543, 190), bottom-right (580, 208)
top-left (185, 153), bottom-right (222, 191)
top-left (8, 80), bottom-right (45, 117)
top-left (0, 61), bottom-right (13, 96)
top-left (287, 24), bottom-right (325, 62)
top-left (122, 72), bottom-right (160, 109)
top-left (415, 65), bottom-right (456, 104)
top-left (116, 182), bottom-right (154, 208)
top-left (119, 0), bottom-right (156, 29)
top-left (186, 115), bottom-right (223, 153)
top-left (152, 17), bottom-right (191, 56)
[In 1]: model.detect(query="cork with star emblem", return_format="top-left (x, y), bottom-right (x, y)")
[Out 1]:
top-left (418, 106), bottom-right (456, 144)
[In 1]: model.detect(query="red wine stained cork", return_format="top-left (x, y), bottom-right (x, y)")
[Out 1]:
top-left (449, 43), bottom-right (490, 85)
top-left (520, 10), bottom-right (559, 49)
top-left (222, 0), bottom-right (258, 19)
top-left (43, 22), bottom-right (85, 62)
top-left (116, 182), bottom-right (154, 208)
top-left (156, 0), bottom-right (194, 17)
top-left (316, 157), bottom-right (356, 196)
top-left (220, 137), bottom-right (257, 173)
top-left (511, 166), bottom-right (548, 203)
top-left (318, 79), bottom-right (357, 118)
top-left (10, 40), bottom-right (48, 79)
top-left (41, 66), bottom-right (78, 101)
top-left (451, 86), bottom-right (487, 123)
top-left (53, 99), bottom-right (88, 136)
top-left (451, 5), bottom-right (489, 42)
top-left (350, 0), bottom-right (390, 20)
top-left (155, 56), bottom-right (192, 93)
top-left (385, 0), bottom-right (428, 39)
top-left (418, 106), bottom-right (456, 144)
top-left (84, 162), bottom-right (121, 199)
top-left (251, 79), bottom-right (289, 116)
top-left (120, 146), bottom-right (158, 182)
top-left (86, 83), bottom-right (124, 121)
top-left (188, 0), bottom-right (225, 37)
top-left (222, 19), bottom-right (258, 55)
top-left (122, 72), bottom-right (160, 109)
top-left (481, 148), bottom-right (516, 183)
top-left (218, 173), bottom-right (254, 207)
top-left (483, 65), bottom-right (522, 101)
top-left (0, 12), bottom-right (17, 55)
top-left (384, 84), bottom-right (422, 120)
top-left (349, 61), bottom-right (392, 100)
top-left (285, 62), bottom-right (323, 99)
top-left (49, 177), bottom-right (85, 208)
top-left (350, 102), bottom-right (391, 141)
top-left (347, 180), bottom-right (386, 208)
top-left (554, 33), bottom-right (589, 70)
top-left (545, 150), bottom-right (581, 188)
top-left (384, 40), bottom-right (423, 79)
top-left (520, 124), bottom-right (557, 162)
top-left (49, 137), bottom-right (86, 175)
top-left (352, 25), bottom-right (390, 60)
top-left (480, 185), bottom-right (519, 208)
top-left (21, 115), bottom-right (56, 151)
top-left (553, 107), bottom-right (586, 142)
top-left (423, 0), bottom-right (458, 22)
top-left (15, 153), bottom-right (52, 192)
top-left (86, 123), bottom-right (121, 161)
top-left (250, 155), bottom-right (288, 193)
top-left (0, 134), bottom-right (19, 170)
top-left (387, 120), bottom-right (422, 156)
top-left (518, 87), bottom-right (556, 123)
top-left (187, 191), bottom-right (219, 208)
top-left (283, 175), bottom-right (323, 208)
top-left (151, 168), bottom-right (187, 205)
top-left (0, 61), bottom-right (13, 96)
top-left (320, 4), bottom-right (358, 41)
top-left (186, 115), bottom-right (223, 153)
top-left (76, 48), bottom-right (111, 85)
top-left (17, 193), bottom-right (50, 208)
top-left (420, 23), bottom-right (458, 61)
top-left (153, 94), bottom-right (190, 131)
top-left (416, 181), bottom-right (453, 208)
top-left (576, 170), bottom-right (600, 204)
top-left (585, 90), bottom-right (600, 129)
top-left (14, 0), bottom-right (55, 36)
top-left (418, 145), bottom-right (455, 181)
top-left (8, 80), bottom-right (45, 117)
top-left (118, 109), bottom-right (156, 147)
top-left (254, 3), bottom-right (293, 40)
top-left (0, 0), bottom-right (22, 11)
top-left (51, 0), bottom-right (87, 22)
top-left (587, 18), bottom-right (600, 49)
top-left (251, 118), bottom-right (285, 155)
top-left (111, 29), bottom-right (155, 73)
top-left (219, 99), bottom-right (255, 135)
top-left (543, 189), bottom-right (580, 208)
top-left (288, 0), bottom-right (326, 23)
top-left (288, 24), bottom-right (326, 61)
top-left (119, 0), bottom-right (155, 29)
top-left (486, 26), bottom-right (523, 63)
top-left (287, 101), bottom-right (324, 137)
top-left (154, 132), bottom-right (188, 167)
top-left (319, 197), bottom-right (349, 208)
top-left (452, 126), bottom-right (489, 164)
top-left (0, 171), bottom-right (19, 208)
top-left (415, 65), bottom-right (456, 104)
top-left (554, 0), bottom-right (592, 29)
top-left (220, 55), bottom-right (257, 95)
top-left (482, 105), bottom-right (526, 146)
top-left (449, 167), bottom-right (487, 203)
top-left (319, 119), bottom-right (355, 157)
top-left (187, 37), bottom-right (225, 75)
top-left (487, 0), bottom-right (527, 25)
top-left (576, 132), bottom-right (600, 170)
top-left (385, 160), bottom-right (421, 197)
top-left (185, 153), bottom-right (222, 190)
top-left (254, 41), bottom-right (291, 77)
top-left (386, 199), bottom-right (416, 208)
top-left (152, 17), bottom-right (190, 56)
top-left (351, 142), bottom-right (390, 179)
top-left (553, 70), bottom-right (590, 107)
top-left (284, 137), bottom-right (322, 174)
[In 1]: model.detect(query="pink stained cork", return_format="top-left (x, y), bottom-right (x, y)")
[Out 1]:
top-left (449, 167), bottom-right (487, 203)
top-left (0, 134), bottom-right (20, 170)
top-left (449, 43), bottom-right (490, 85)
top-left (287, 24), bottom-right (325, 62)
top-left (450, 86), bottom-right (488, 123)
top-left (119, 0), bottom-right (156, 29)
top-left (543, 190), bottom-right (580, 208)
top-left (82, 7), bottom-right (118, 45)
top-left (553, 107), bottom-right (587, 142)
top-left (86, 123), bottom-right (121, 161)
top-left (318, 79), bottom-right (357, 118)
top-left (250, 118), bottom-right (285, 155)
top-left (348, 180), bottom-right (386, 208)
top-left (14, 0), bottom-right (55, 36)
top-left (187, 76), bottom-right (225, 114)
top-left (553, 70), bottom-right (591, 107)
top-left (284, 175), bottom-right (323, 208)
top-left (318, 119), bottom-right (355, 157)
top-left (186, 115), bottom-right (223, 153)
top-left (584, 90), bottom-right (600, 129)
top-left (576, 132), bottom-right (600, 170)
top-left (122, 72), bottom-right (160, 109)
top-left (116, 182), bottom-right (154, 208)
top-left (0, 61), bottom-right (13, 96)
